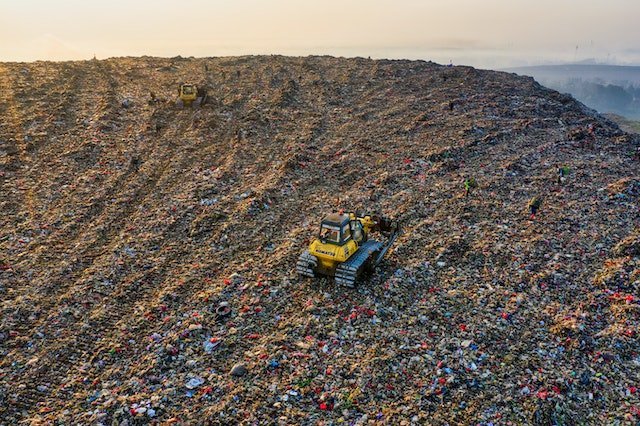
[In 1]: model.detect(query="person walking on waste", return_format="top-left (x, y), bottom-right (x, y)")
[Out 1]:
top-left (557, 165), bottom-right (569, 184)
top-left (528, 196), bottom-right (542, 220)
top-left (464, 177), bottom-right (477, 197)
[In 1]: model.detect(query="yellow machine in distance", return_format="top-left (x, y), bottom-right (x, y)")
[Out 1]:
top-left (177, 83), bottom-right (207, 107)
top-left (297, 212), bottom-right (400, 287)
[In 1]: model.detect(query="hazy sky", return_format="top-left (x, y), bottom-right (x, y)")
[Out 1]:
top-left (2, 0), bottom-right (639, 67)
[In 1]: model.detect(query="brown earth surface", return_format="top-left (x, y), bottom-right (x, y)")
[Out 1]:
top-left (1, 56), bottom-right (639, 425)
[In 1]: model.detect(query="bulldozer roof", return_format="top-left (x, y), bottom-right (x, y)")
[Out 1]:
top-left (322, 213), bottom-right (350, 226)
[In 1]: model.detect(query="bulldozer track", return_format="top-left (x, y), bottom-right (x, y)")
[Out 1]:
top-left (296, 250), bottom-right (317, 277)
top-left (335, 240), bottom-right (383, 287)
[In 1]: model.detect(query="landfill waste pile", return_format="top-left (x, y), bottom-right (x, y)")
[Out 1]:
top-left (1, 56), bottom-right (639, 424)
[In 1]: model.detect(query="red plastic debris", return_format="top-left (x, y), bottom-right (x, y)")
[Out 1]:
top-left (536, 389), bottom-right (549, 400)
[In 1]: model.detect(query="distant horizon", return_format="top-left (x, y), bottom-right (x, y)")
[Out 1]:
top-left (2, 53), bottom-right (640, 71)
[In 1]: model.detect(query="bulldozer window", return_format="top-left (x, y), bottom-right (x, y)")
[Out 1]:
top-left (319, 224), bottom-right (340, 243)
top-left (342, 225), bottom-right (351, 242)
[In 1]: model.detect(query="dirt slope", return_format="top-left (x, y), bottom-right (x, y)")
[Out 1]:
top-left (1, 56), bottom-right (639, 424)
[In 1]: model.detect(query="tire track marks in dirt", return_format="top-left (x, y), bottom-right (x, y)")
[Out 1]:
top-left (0, 63), bottom-right (207, 413)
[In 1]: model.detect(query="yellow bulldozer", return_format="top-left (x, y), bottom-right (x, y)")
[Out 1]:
top-left (177, 83), bottom-right (207, 107)
top-left (297, 212), bottom-right (400, 287)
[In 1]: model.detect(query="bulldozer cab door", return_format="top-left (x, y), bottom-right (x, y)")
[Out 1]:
top-left (351, 220), bottom-right (365, 244)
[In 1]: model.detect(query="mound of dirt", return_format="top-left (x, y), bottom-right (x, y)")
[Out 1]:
top-left (1, 56), bottom-right (639, 424)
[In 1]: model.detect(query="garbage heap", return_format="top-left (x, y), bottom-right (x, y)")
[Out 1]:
top-left (1, 56), bottom-right (639, 424)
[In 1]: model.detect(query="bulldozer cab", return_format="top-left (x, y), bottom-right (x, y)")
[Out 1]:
top-left (180, 84), bottom-right (197, 98)
top-left (181, 85), bottom-right (195, 95)
top-left (319, 214), bottom-right (351, 245)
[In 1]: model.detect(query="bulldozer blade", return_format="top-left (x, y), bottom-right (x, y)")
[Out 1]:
top-left (371, 215), bottom-right (399, 236)
top-left (374, 228), bottom-right (399, 267)
top-left (193, 94), bottom-right (207, 107)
